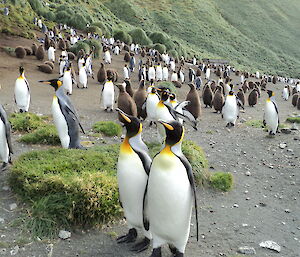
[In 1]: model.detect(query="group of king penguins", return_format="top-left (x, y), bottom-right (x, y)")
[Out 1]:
top-left (0, 25), bottom-right (289, 257)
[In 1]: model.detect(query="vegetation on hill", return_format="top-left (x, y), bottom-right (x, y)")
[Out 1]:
top-left (1, 0), bottom-right (299, 77)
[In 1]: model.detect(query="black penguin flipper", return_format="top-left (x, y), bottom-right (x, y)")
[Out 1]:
top-left (236, 98), bottom-right (244, 110)
top-left (0, 105), bottom-right (13, 154)
top-left (133, 150), bottom-right (152, 175)
top-left (142, 180), bottom-right (150, 231)
top-left (176, 110), bottom-right (198, 130)
top-left (24, 78), bottom-right (30, 93)
top-left (65, 105), bottom-right (85, 134)
top-left (164, 103), bottom-right (179, 121)
top-left (176, 154), bottom-right (199, 241)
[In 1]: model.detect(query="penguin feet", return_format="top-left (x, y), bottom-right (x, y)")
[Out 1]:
top-left (1, 162), bottom-right (8, 171)
top-left (19, 109), bottom-right (23, 113)
top-left (149, 247), bottom-right (162, 257)
top-left (130, 237), bottom-right (150, 252)
top-left (116, 228), bottom-right (137, 244)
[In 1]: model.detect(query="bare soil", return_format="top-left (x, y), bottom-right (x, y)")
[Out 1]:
top-left (0, 32), bottom-right (299, 257)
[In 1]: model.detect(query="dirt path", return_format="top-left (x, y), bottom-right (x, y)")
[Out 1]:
top-left (0, 33), bottom-right (299, 257)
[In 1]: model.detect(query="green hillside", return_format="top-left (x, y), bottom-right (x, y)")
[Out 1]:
top-left (1, 0), bottom-right (300, 77)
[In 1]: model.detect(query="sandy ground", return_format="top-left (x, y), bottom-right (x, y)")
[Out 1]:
top-left (0, 32), bottom-right (299, 257)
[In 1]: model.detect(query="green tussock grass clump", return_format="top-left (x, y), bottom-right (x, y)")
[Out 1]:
top-left (146, 140), bottom-right (210, 186)
top-left (286, 117), bottom-right (300, 123)
top-left (9, 113), bottom-right (46, 132)
top-left (157, 81), bottom-right (177, 94)
top-left (86, 26), bottom-right (102, 36)
top-left (2, 47), bottom-right (16, 57)
top-left (245, 119), bottom-right (265, 128)
top-left (210, 172), bottom-right (233, 192)
top-left (69, 41), bottom-right (90, 56)
top-left (85, 39), bottom-right (102, 59)
top-left (152, 43), bottom-right (166, 54)
top-left (129, 28), bottom-right (152, 46)
top-left (113, 30), bottom-right (132, 45)
top-left (19, 125), bottom-right (60, 145)
top-left (9, 144), bottom-right (122, 238)
top-left (92, 121), bottom-right (122, 137)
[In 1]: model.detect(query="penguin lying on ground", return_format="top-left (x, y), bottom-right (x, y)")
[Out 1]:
top-left (39, 79), bottom-right (85, 148)
top-left (263, 90), bottom-right (279, 136)
top-left (14, 66), bottom-right (30, 113)
top-left (143, 120), bottom-right (199, 257)
top-left (0, 104), bottom-right (13, 170)
top-left (116, 109), bottom-right (152, 252)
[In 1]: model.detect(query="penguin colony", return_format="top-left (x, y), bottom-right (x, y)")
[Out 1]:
top-left (1, 23), bottom-right (299, 257)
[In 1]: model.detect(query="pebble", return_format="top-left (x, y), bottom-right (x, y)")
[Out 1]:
top-left (284, 209), bottom-right (291, 213)
top-left (238, 246), bottom-right (256, 255)
top-left (259, 241), bottom-right (281, 252)
top-left (58, 230), bottom-right (71, 240)
top-left (233, 204), bottom-right (239, 208)
top-left (0, 249), bottom-right (6, 255)
top-left (2, 186), bottom-right (9, 191)
top-left (10, 246), bottom-right (19, 256)
top-left (9, 203), bottom-right (17, 211)
top-left (279, 143), bottom-right (287, 149)
top-left (294, 136), bottom-right (300, 141)
top-left (245, 171), bottom-right (251, 176)
top-left (0, 218), bottom-right (4, 224)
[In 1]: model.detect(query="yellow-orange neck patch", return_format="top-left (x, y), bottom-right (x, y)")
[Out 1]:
top-left (160, 144), bottom-right (173, 156)
top-left (158, 101), bottom-right (165, 108)
top-left (120, 136), bottom-right (134, 154)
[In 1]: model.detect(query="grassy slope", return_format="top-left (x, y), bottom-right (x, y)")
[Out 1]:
top-left (1, 0), bottom-right (300, 77)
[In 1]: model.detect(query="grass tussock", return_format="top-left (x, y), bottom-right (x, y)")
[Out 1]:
top-left (286, 117), bottom-right (300, 123)
top-left (92, 121), bottom-right (122, 137)
top-left (19, 125), bottom-right (60, 145)
top-left (210, 172), bottom-right (233, 192)
top-left (9, 145), bottom-right (121, 238)
top-left (9, 113), bottom-right (47, 132)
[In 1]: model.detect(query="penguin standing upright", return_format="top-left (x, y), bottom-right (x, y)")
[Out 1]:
top-left (116, 109), bottom-right (152, 252)
top-left (248, 88), bottom-right (259, 107)
top-left (0, 104), bottom-right (13, 170)
top-left (124, 80), bottom-right (134, 97)
top-left (47, 44), bottom-right (55, 62)
top-left (236, 88), bottom-right (245, 108)
top-left (79, 60), bottom-right (88, 89)
top-left (101, 80), bottom-right (115, 112)
top-left (263, 90), bottom-right (279, 136)
top-left (282, 86), bottom-right (289, 101)
top-left (145, 87), bottom-right (160, 126)
top-left (185, 83), bottom-right (201, 120)
top-left (14, 66), bottom-right (30, 113)
top-left (62, 64), bottom-right (73, 95)
top-left (97, 63), bottom-right (107, 83)
top-left (144, 120), bottom-right (198, 257)
top-left (202, 83), bottom-right (213, 108)
top-left (117, 83), bottom-right (137, 122)
top-left (212, 85), bottom-right (224, 113)
top-left (222, 86), bottom-right (239, 127)
top-left (133, 80), bottom-right (147, 120)
top-left (39, 79), bottom-right (85, 148)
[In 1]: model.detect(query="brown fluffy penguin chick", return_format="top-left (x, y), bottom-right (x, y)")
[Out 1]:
top-left (141, 49), bottom-right (146, 57)
top-left (248, 81), bottom-right (255, 90)
top-left (292, 87), bottom-right (297, 95)
top-left (202, 83), bottom-right (214, 108)
top-left (31, 43), bottom-right (38, 56)
top-left (68, 52), bottom-right (75, 60)
top-left (212, 86), bottom-right (224, 113)
top-left (123, 45), bottom-right (130, 52)
top-left (185, 83), bottom-right (201, 119)
top-left (113, 70), bottom-right (119, 82)
top-left (237, 88), bottom-right (245, 107)
top-left (292, 94), bottom-right (299, 107)
top-left (210, 81), bottom-right (217, 92)
top-left (97, 63), bottom-right (107, 83)
top-left (196, 68), bottom-right (201, 77)
top-left (36, 45), bottom-right (45, 60)
top-left (44, 61), bottom-right (54, 69)
top-left (172, 81), bottom-right (182, 88)
top-left (107, 69), bottom-right (115, 81)
top-left (117, 83), bottom-right (137, 122)
top-left (242, 81), bottom-right (249, 93)
top-left (15, 47), bottom-right (26, 58)
top-left (248, 88), bottom-right (259, 107)
top-left (38, 64), bottom-right (53, 74)
top-left (124, 80), bottom-right (134, 97)
top-left (124, 52), bottom-right (130, 62)
top-left (297, 97), bottom-right (300, 110)
top-left (133, 80), bottom-right (147, 120)
top-left (24, 47), bottom-right (32, 56)
top-left (44, 34), bottom-right (50, 50)
top-left (58, 39), bottom-right (66, 50)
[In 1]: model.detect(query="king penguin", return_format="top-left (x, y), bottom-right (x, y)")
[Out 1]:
top-left (222, 86), bottom-right (239, 128)
top-left (101, 80), bottom-right (115, 112)
top-left (0, 103), bottom-right (13, 170)
top-left (79, 59), bottom-right (88, 89)
top-left (62, 64), bottom-right (73, 95)
top-left (145, 87), bottom-right (160, 126)
top-left (144, 120), bottom-right (198, 257)
top-left (263, 90), bottom-right (279, 136)
top-left (39, 79), bottom-right (85, 148)
top-left (116, 109), bottom-right (152, 252)
top-left (14, 66), bottom-right (30, 113)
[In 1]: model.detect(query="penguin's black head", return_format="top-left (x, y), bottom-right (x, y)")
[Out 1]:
top-left (267, 90), bottom-right (274, 97)
top-left (150, 87), bottom-right (157, 94)
top-left (124, 79), bottom-right (130, 87)
top-left (159, 120), bottom-right (184, 146)
top-left (19, 66), bottom-right (24, 75)
top-left (188, 83), bottom-right (195, 89)
top-left (116, 108), bottom-right (141, 138)
top-left (161, 90), bottom-right (169, 102)
top-left (39, 79), bottom-right (62, 91)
